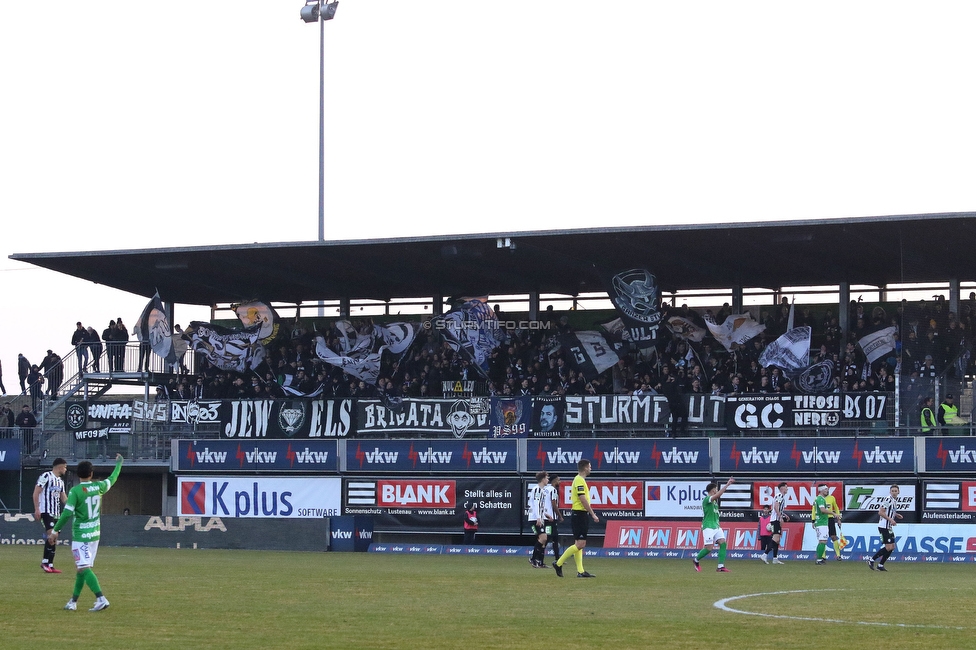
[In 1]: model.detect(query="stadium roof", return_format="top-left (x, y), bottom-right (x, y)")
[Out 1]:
top-left (11, 212), bottom-right (976, 306)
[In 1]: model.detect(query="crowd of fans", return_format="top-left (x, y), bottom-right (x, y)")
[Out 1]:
top-left (6, 294), bottom-right (974, 416)
top-left (158, 294), bottom-right (975, 403)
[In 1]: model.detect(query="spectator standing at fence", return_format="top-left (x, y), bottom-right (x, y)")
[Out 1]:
top-left (115, 317), bottom-right (129, 371)
top-left (41, 350), bottom-right (63, 398)
top-left (938, 393), bottom-right (959, 432)
top-left (86, 326), bottom-right (103, 372)
top-left (50, 454), bottom-right (123, 612)
top-left (71, 322), bottom-right (89, 373)
top-left (18, 353), bottom-right (30, 394)
top-left (0, 358), bottom-right (6, 395)
top-left (16, 403), bottom-right (37, 430)
top-left (27, 364), bottom-right (44, 412)
top-left (102, 321), bottom-right (117, 372)
top-left (1, 402), bottom-right (14, 427)
top-left (34, 457), bottom-right (67, 573)
top-left (920, 397), bottom-right (936, 434)
top-left (462, 501), bottom-right (478, 545)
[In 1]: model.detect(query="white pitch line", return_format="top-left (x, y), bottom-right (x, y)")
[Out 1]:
top-left (714, 589), bottom-right (967, 630)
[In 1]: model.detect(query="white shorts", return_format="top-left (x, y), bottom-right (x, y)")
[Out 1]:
top-left (703, 527), bottom-right (727, 546)
top-left (71, 541), bottom-right (99, 569)
top-left (815, 525), bottom-right (829, 543)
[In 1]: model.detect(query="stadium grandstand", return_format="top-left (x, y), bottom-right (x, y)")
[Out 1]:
top-left (2, 213), bottom-right (975, 547)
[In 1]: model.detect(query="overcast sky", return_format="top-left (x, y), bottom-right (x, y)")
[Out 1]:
top-left (1, 1), bottom-right (975, 388)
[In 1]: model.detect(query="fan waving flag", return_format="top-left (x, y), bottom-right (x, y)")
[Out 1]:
top-left (313, 320), bottom-right (419, 385)
top-left (559, 331), bottom-right (619, 381)
top-left (759, 326), bottom-right (812, 375)
top-left (704, 313), bottom-right (766, 351)
top-left (858, 326), bottom-right (897, 364)
top-left (135, 292), bottom-right (182, 365)
top-left (605, 268), bottom-right (662, 348)
top-left (183, 322), bottom-right (266, 372)
top-left (433, 298), bottom-right (500, 371)
top-left (666, 315), bottom-right (707, 343)
top-left (233, 300), bottom-right (280, 344)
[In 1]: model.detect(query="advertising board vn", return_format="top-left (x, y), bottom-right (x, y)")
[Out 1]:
top-left (526, 439), bottom-right (708, 473)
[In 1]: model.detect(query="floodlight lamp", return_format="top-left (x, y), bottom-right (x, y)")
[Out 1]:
top-left (300, 0), bottom-right (338, 23)
top-left (300, 1), bottom-right (319, 23)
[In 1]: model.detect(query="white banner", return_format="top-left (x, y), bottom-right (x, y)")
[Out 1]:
top-left (858, 326), bottom-right (897, 365)
top-left (177, 477), bottom-right (341, 518)
top-left (644, 481), bottom-right (710, 517)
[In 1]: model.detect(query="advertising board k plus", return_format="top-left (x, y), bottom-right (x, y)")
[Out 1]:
top-left (344, 477), bottom-right (522, 533)
top-left (719, 437), bottom-right (914, 473)
top-left (642, 481), bottom-right (754, 519)
top-left (346, 440), bottom-right (517, 472)
top-left (174, 439), bottom-right (338, 472)
top-left (177, 477), bottom-right (340, 518)
top-left (526, 439), bottom-right (708, 473)
top-left (925, 438), bottom-right (976, 472)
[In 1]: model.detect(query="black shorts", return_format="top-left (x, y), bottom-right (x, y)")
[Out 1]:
top-left (532, 523), bottom-right (552, 537)
top-left (827, 518), bottom-right (837, 537)
top-left (770, 520), bottom-right (782, 535)
top-left (41, 513), bottom-right (58, 532)
top-left (571, 510), bottom-right (589, 540)
top-left (878, 527), bottom-right (895, 545)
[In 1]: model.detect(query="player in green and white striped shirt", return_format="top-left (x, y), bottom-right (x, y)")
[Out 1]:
top-left (49, 454), bottom-right (123, 612)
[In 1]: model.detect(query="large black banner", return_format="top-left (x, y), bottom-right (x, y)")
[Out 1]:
top-left (218, 399), bottom-right (355, 438)
top-left (564, 395), bottom-right (671, 429)
top-left (726, 393), bottom-right (892, 431)
top-left (356, 398), bottom-right (490, 438)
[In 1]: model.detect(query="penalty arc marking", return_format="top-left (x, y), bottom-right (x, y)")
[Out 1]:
top-left (714, 589), bottom-right (967, 630)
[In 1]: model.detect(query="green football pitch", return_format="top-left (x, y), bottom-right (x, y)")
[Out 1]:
top-left (2, 546), bottom-right (974, 649)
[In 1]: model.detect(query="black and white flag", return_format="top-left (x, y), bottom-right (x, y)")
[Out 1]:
top-left (704, 313), bottom-right (765, 352)
top-left (279, 373), bottom-right (325, 398)
top-left (433, 298), bottom-right (500, 371)
top-left (559, 331), bottom-right (619, 381)
top-left (606, 269), bottom-right (662, 348)
top-left (794, 360), bottom-right (835, 393)
top-left (233, 300), bottom-right (281, 344)
top-left (135, 292), bottom-right (186, 365)
top-left (314, 320), bottom-right (418, 385)
top-left (858, 326), bottom-right (897, 365)
top-left (184, 321), bottom-right (266, 373)
top-left (759, 326), bottom-right (812, 375)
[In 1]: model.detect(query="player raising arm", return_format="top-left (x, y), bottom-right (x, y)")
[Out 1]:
top-left (695, 477), bottom-right (735, 573)
top-left (49, 454), bottom-right (123, 612)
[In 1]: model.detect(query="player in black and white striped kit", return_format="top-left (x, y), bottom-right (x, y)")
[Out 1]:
top-left (868, 485), bottom-right (902, 572)
top-left (764, 482), bottom-right (790, 565)
top-left (33, 457), bottom-right (68, 574)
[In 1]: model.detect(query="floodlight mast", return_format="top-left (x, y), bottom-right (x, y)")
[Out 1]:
top-left (301, 1), bottom-right (338, 242)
